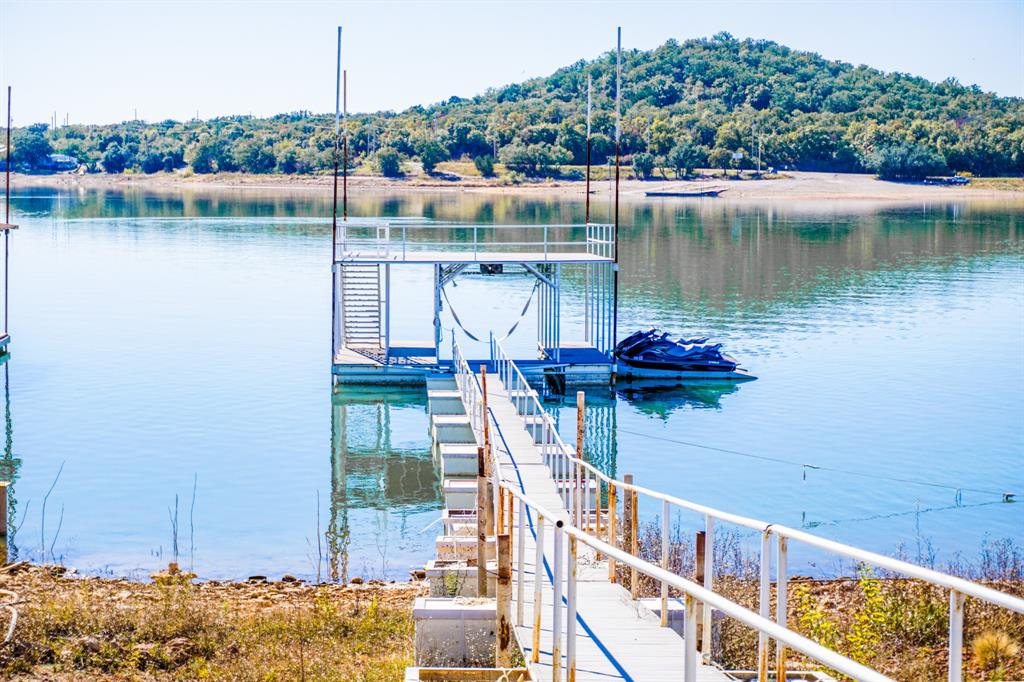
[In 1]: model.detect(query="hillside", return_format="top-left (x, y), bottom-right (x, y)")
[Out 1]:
top-left (9, 33), bottom-right (1024, 179)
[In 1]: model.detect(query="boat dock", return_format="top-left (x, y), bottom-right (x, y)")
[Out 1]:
top-left (332, 220), bottom-right (619, 388)
top-left (411, 337), bottom-right (1024, 681)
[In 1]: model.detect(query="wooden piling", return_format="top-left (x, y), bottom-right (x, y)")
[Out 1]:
top-left (622, 474), bottom-right (634, 592)
top-left (695, 530), bottom-right (706, 650)
top-left (496, 533), bottom-right (513, 667)
top-left (476, 446), bottom-right (488, 597)
top-left (630, 487), bottom-right (639, 599)
top-left (607, 483), bottom-right (617, 582)
top-left (575, 391), bottom-right (585, 529)
top-left (507, 489), bottom-right (514, 537)
top-left (481, 366), bottom-right (494, 536)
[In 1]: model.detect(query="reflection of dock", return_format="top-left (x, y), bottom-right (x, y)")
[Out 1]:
top-left (331, 222), bottom-right (617, 387)
top-left (328, 387), bottom-right (439, 582)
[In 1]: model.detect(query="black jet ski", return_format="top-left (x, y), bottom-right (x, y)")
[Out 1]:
top-left (615, 329), bottom-right (756, 381)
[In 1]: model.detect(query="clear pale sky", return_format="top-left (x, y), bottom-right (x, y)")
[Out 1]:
top-left (1, 0), bottom-right (1021, 126)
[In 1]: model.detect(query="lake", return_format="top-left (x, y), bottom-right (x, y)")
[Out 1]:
top-left (4, 186), bottom-right (1022, 580)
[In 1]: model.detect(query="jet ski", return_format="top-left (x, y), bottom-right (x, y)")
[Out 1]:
top-left (615, 329), bottom-right (756, 381)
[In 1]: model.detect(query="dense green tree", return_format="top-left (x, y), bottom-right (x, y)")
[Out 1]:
top-left (417, 139), bottom-right (449, 173)
top-left (500, 143), bottom-right (571, 176)
top-left (865, 143), bottom-right (948, 180)
top-left (101, 143), bottom-right (130, 173)
top-left (632, 152), bottom-right (656, 179)
top-left (474, 154), bottom-right (495, 177)
top-left (11, 129), bottom-right (53, 167)
top-left (667, 142), bottom-right (703, 177)
top-left (376, 147), bottom-right (402, 177)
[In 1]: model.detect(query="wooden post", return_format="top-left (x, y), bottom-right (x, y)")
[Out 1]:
top-left (476, 447), bottom-right (488, 597)
top-left (480, 366), bottom-right (495, 537)
top-left (630, 487), bottom-right (639, 599)
top-left (507, 489), bottom-right (514, 537)
top-left (695, 530), bottom-right (706, 651)
top-left (497, 486), bottom-right (505, 534)
top-left (531, 514), bottom-right (545, 664)
top-left (496, 533), bottom-right (513, 668)
top-left (607, 482), bottom-right (617, 582)
top-left (575, 391), bottom-right (585, 529)
top-left (622, 474), bottom-right (634, 593)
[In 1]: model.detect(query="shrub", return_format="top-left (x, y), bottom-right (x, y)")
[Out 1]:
top-left (376, 148), bottom-right (403, 177)
top-left (865, 143), bottom-right (948, 180)
top-left (416, 139), bottom-right (449, 174)
top-left (632, 152), bottom-right (656, 180)
top-left (474, 154), bottom-right (495, 177)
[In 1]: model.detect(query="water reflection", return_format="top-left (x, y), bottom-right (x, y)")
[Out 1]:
top-left (328, 387), bottom-right (440, 582)
top-left (0, 361), bottom-right (20, 565)
top-left (615, 382), bottom-right (741, 420)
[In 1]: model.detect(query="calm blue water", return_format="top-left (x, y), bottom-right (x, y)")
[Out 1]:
top-left (4, 187), bottom-right (1022, 579)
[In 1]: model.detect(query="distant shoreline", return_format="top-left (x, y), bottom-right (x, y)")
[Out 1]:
top-left (11, 170), bottom-right (1024, 203)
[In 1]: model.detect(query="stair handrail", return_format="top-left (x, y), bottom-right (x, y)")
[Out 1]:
top-left (489, 338), bottom-right (1024, 682)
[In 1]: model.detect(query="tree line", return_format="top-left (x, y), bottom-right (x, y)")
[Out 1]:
top-left (8, 33), bottom-right (1023, 181)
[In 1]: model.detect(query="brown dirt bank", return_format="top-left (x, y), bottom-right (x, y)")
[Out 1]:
top-left (0, 562), bottom-right (426, 681)
top-left (12, 170), bottom-right (1024, 205)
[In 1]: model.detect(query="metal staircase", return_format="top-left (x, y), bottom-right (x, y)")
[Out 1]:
top-left (340, 263), bottom-right (383, 357)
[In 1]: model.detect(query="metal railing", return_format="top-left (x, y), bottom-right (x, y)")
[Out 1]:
top-left (486, 339), bottom-right (1024, 682)
top-left (498, 482), bottom-right (894, 682)
top-left (337, 220), bottom-right (615, 262)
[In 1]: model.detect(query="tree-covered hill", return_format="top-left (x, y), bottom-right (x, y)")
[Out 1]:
top-left (9, 33), bottom-right (1024, 179)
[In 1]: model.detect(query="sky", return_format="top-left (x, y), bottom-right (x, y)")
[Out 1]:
top-left (1, 0), bottom-right (1022, 126)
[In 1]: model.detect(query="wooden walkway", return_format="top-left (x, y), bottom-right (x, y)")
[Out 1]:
top-left (483, 375), bottom-right (731, 681)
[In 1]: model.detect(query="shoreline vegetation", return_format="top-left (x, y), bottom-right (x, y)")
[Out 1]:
top-left (12, 169), bottom-right (1024, 203)
top-left (0, 534), bottom-right (1019, 680)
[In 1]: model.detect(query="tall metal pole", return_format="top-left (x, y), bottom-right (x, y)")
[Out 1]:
top-left (343, 70), bottom-right (348, 222)
top-left (331, 27), bottom-right (342, 362)
top-left (612, 27), bottom-right (621, 369)
top-left (585, 75), bottom-right (592, 225)
top-left (5, 86), bottom-right (11, 336)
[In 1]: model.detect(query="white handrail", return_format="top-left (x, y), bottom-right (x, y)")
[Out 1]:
top-left (500, 482), bottom-right (893, 682)
top-left (489, 338), bottom-right (1024, 682)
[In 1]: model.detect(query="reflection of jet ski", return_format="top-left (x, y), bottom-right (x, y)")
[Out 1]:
top-left (617, 382), bottom-right (740, 419)
top-left (615, 329), bottom-right (756, 381)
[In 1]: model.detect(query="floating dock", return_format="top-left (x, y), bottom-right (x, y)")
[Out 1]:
top-left (332, 221), bottom-right (618, 387)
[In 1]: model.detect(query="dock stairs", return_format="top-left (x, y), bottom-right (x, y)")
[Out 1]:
top-left (340, 263), bottom-right (383, 356)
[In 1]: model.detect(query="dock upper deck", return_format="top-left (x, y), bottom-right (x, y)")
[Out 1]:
top-left (335, 220), bottom-right (615, 264)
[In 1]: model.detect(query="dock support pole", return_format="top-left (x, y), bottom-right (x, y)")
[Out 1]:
top-left (516, 497), bottom-right (526, 626)
top-left (702, 515), bottom-right (714, 658)
top-left (695, 530), bottom-right (706, 648)
top-left (630, 485), bottom-right (639, 599)
top-left (481, 366), bottom-right (494, 537)
top-left (575, 391), bottom-right (584, 528)
top-left (949, 590), bottom-right (965, 682)
top-left (757, 530), bottom-right (772, 682)
top-left (777, 535), bottom-right (788, 682)
top-left (661, 499), bottom-right (670, 627)
top-left (607, 483), bottom-right (617, 582)
top-left (476, 446), bottom-right (488, 597)
top-left (552, 522), bottom-right (564, 682)
top-left (496, 533), bottom-right (513, 668)
top-left (531, 514), bottom-right (545, 663)
top-left (567, 535), bottom-right (577, 682)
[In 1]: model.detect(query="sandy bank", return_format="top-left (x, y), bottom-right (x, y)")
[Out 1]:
top-left (12, 170), bottom-right (1024, 204)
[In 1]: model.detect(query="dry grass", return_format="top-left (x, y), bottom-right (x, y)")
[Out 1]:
top-left (629, 521), bottom-right (1024, 680)
top-left (966, 177), bottom-right (1024, 192)
top-left (0, 564), bottom-right (426, 681)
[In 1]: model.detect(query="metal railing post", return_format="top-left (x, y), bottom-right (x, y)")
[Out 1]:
top-left (684, 593), bottom-right (698, 681)
top-left (702, 514), bottom-right (714, 657)
top-left (661, 499), bottom-right (670, 627)
top-left (607, 483), bottom-right (617, 583)
top-left (552, 521), bottom-right (564, 681)
top-left (532, 513), bottom-right (545, 664)
top-left (568, 535), bottom-right (578, 682)
top-left (517, 497), bottom-right (526, 626)
top-left (758, 530), bottom-right (772, 682)
top-left (949, 590), bottom-right (965, 682)
top-left (777, 535), bottom-right (788, 682)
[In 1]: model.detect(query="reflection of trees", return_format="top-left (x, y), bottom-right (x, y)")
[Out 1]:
top-left (327, 387), bottom-right (439, 583)
top-left (0, 360), bottom-right (20, 565)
